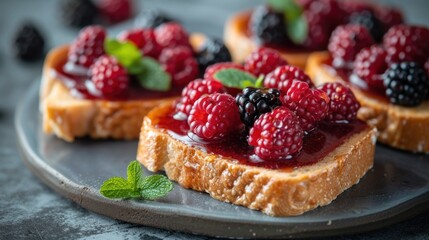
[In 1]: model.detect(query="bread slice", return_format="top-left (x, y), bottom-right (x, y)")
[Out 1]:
top-left (223, 10), bottom-right (325, 69)
top-left (306, 52), bottom-right (429, 153)
top-left (136, 103), bottom-right (376, 216)
top-left (40, 34), bottom-right (206, 142)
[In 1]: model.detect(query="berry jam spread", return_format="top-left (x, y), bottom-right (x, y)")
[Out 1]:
top-left (238, 11), bottom-right (315, 54)
top-left (155, 105), bottom-right (368, 170)
top-left (322, 58), bottom-right (389, 103)
top-left (53, 59), bottom-right (182, 101)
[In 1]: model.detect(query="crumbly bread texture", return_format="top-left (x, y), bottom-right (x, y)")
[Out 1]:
top-left (136, 104), bottom-right (376, 216)
top-left (40, 34), bottom-right (206, 142)
top-left (223, 10), bottom-right (325, 69)
top-left (306, 52), bottom-right (429, 153)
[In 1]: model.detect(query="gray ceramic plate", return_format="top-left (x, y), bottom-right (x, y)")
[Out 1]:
top-left (16, 81), bottom-right (429, 239)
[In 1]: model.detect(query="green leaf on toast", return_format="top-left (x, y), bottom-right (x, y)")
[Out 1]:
top-left (139, 175), bottom-right (174, 200)
top-left (137, 57), bottom-right (171, 91)
top-left (214, 68), bottom-right (258, 89)
top-left (104, 38), bottom-right (144, 74)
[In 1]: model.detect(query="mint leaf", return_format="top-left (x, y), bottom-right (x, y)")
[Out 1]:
top-left (255, 76), bottom-right (264, 88)
top-left (137, 57), bottom-right (171, 91)
top-left (100, 177), bottom-right (138, 199)
top-left (104, 38), bottom-right (143, 74)
top-left (268, 0), bottom-right (308, 44)
top-left (214, 68), bottom-right (258, 89)
top-left (127, 160), bottom-right (143, 191)
top-left (139, 175), bottom-right (174, 200)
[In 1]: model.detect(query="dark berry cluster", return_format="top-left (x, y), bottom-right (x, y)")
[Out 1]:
top-left (236, 88), bottom-right (282, 129)
top-left (383, 62), bottom-right (429, 106)
top-left (13, 23), bottom-right (45, 61)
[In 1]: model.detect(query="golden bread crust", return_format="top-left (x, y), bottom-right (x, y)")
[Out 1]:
top-left (223, 10), bottom-right (325, 69)
top-left (136, 104), bottom-right (376, 216)
top-left (306, 52), bottom-right (429, 153)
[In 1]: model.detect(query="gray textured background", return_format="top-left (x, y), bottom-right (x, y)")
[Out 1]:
top-left (1, 0), bottom-right (429, 239)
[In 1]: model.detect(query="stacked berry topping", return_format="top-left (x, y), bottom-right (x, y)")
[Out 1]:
top-left (174, 48), bottom-right (360, 161)
top-left (328, 23), bottom-right (429, 106)
top-left (249, 0), bottom-right (402, 50)
top-left (64, 24), bottom-right (231, 97)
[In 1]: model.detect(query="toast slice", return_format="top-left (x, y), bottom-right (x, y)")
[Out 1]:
top-left (40, 34), bottom-right (206, 142)
top-left (306, 52), bottom-right (429, 153)
top-left (223, 10), bottom-right (325, 69)
top-left (136, 103), bottom-right (376, 216)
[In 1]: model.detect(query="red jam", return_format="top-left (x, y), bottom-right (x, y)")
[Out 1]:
top-left (322, 57), bottom-right (389, 103)
top-left (155, 106), bottom-right (368, 170)
top-left (53, 59), bottom-right (182, 101)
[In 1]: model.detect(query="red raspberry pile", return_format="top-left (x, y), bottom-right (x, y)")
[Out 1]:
top-left (66, 22), bottom-right (201, 96)
top-left (175, 48), bottom-right (360, 162)
top-left (328, 23), bottom-right (429, 106)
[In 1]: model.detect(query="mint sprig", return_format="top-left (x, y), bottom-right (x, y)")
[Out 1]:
top-left (100, 160), bottom-right (173, 200)
top-left (214, 68), bottom-right (263, 89)
top-left (268, 0), bottom-right (308, 44)
top-left (137, 57), bottom-right (171, 91)
top-left (104, 38), bottom-right (171, 91)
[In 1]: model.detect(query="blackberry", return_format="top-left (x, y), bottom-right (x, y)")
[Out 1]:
top-left (61, 0), bottom-right (98, 28)
top-left (250, 5), bottom-right (288, 44)
top-left (134, 10), bottom-right (174, 28)
top-left (13, 23), bottom-right (45, 61)
top-left (236, 87), bottom-right (282, 129)
top-left (196, 38), bottom-right (232, 73)
top-left (383, 62), bottom-right (429, 106)
top-left (349, 10), bottom-right (384, 42)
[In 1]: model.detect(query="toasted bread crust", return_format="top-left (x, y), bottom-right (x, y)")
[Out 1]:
top-left (223, 10), bottom-right (325, 69)
top-left (137, 104), bottom-right (376, 216)
top-left (306, 52), bottom-right (429, 153)
top-left (41, 35), bottom-right (207, 142)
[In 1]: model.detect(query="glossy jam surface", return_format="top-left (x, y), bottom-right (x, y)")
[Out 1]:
top-left (238, 11), bottom-right (318, 54)
top-left (53, 59), bottom-right (182, 101)
top-left (155, 106), bottom-right (368, 170)
top-left (322, 58), bottom-right (389, 102)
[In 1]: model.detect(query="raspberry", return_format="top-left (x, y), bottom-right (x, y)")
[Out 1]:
top-left (282, 81), bottom-right (330, 132)
top-left (248, 107), bottom-right (303, 161)
top-left (328, 24), bottom-right (374, 68)
top-left (159, 46), bottom-right (198, 87)
top-left (349, 10), bottom-right (384, 42)
top-left (135, 10), bottom-right (173, 28)
top-left (319, 83), bottom-right (360, 122)
top-left (374, 6), bottom-right (404, 32)
top-left (68, 25), bottom-right (106, 68)
top-left (383, 25), bottom-right (429, 66)
top-left (383, 62), bottom-right (429, 106)
top-left (99, 0), bottom-right (132, 23)
top-left (302, 10), bottom-right (332, 50)
top-left (90, 55), bottom-right (129, 96)
top-left (353, 46), bottom-right (387, 93)
top-left (244, 48), bottom-right (288, 77)
top-left (175, 79), bottom-right (226, 116)
top-left (249, 5), bottom-right (288, 44)
top-left (196, 38), bottom-right (232, 73)
top-left (155, 22), bottom-right (191, 49)
top-left (264, 65), bottom-right (313, 94)
top-left (302, 0), bottom-right (347, 26)
top-left (13, 23), bottom-right (45, 61)
top-left (236, 88), bottom-right (282, 129)
top-left (204, 62), bottom-right (244, 83)
top-left (60, 0), bottom-right (98, 28)
top-left (188, 93), bottom-right (241, 140)
top-left (118, 28), bottom-right (162, 58)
